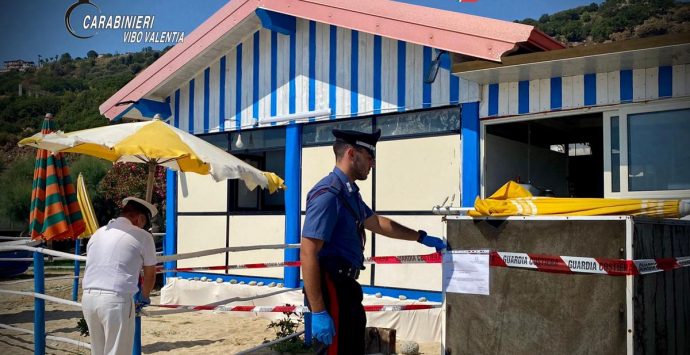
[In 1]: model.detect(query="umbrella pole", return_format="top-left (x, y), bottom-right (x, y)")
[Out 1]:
top-left (34, 249), bottom-right (46, 355)
top-left (133, 280), bottom-right (143, 355)
top-left (134, 316), bottom-right (142, 355)
top-left (145, 162), bottom-right (156, 202)
top-left (72, 239), bottom-right (81, 302)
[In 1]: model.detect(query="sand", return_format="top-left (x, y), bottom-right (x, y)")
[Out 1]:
top-left (0, 270), bottom-right (440, 354)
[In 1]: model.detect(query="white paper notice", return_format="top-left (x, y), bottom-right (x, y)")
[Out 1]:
top-left (442, 250), bottom-right (490, 295)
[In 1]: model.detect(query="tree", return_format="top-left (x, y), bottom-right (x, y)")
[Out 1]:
top-left (69, 156), bottom-right (110, 198)
top-left (98, 162), bottom-right (166, 228)
top-left (129, 63), bottom-right (143, 74)
top-left (87, 50), bottom-right (98, 59)
top-left (59, 53), bottom-right (72, 63)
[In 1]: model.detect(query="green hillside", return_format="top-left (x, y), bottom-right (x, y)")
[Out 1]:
top-left (0, 48), bottom-right (165, 148)
top-left (0, 47), bottom-right (168, 231)
top-left (518, 0), bottom-right (690, 45)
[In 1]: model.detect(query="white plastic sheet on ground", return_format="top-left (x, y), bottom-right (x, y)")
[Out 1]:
top-left (159, 278), bottom-right (442, 342)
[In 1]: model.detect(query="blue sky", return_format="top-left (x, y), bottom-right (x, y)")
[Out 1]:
top-left (0, 0), bottom-right (600, 65)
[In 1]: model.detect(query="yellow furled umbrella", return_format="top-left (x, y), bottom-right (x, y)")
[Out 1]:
top-left (19, 119), bottom-right (286, 202)
top-left (470, 181), bottom-right (688, 218)
top-left (76, 173), bottom-right (98, 238)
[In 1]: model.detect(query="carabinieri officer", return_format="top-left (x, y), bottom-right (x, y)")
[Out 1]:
top-left (301, 128), bottom-right (446, 354)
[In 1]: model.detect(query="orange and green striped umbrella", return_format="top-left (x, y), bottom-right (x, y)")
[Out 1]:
top-left (28, 114), bottom-right (85, 241)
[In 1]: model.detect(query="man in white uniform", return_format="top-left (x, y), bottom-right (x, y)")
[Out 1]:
top-left (81, 197), bottom-right (157, 355)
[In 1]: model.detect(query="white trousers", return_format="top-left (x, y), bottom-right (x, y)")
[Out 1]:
top-left (82, 289), bottom-right (135, 355)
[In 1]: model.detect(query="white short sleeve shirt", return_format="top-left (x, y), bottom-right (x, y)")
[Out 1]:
top-left (83, 217), bottom-right (157, 295)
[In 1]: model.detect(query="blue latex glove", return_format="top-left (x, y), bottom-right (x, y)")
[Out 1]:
top-left (311, 310), bottom-right (335, 345)
top-left (418, 232), bottom-right (447, 252)
top-left (135, 295), bottom-right (151, 314)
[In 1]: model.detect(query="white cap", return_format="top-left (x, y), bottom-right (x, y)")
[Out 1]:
top-left (122, 197), bottom-right (158, 218)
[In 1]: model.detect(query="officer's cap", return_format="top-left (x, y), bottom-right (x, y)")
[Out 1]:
top-left (332, 129), bottom-right (381, 157)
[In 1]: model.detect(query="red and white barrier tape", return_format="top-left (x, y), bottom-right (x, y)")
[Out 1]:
top-left (151, 303), bottom-right (441, 313)
top-left (491, 252), bottom-right (690, 276)
top-left (163, 251), bottom-right (690, 276)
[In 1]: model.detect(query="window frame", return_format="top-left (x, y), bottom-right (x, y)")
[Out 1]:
top-left (228, 150), bottom-right (287, 213)
top-left (228, 126), bottom-right (287, 214)
top-left (301, 105), bottom-right (461, 147)
top-left (197, 132), bottom-right (230, 150)
top-left (603, 99), bottom-right (690, 199)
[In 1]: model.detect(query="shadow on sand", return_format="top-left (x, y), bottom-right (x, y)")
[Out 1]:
top-left (142, 339), bottom-right (221, 352)
top-left (0, 309), bottom-right (83, 324)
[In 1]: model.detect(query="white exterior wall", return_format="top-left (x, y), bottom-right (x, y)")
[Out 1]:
top-left (301, 146), bottom-right (373, 206)
top-left (298, 135), bottom-right (459, 290)
top-left (227, 216), bottom-right (285, 279)
top-left (177, 216), bottom-right (227, 273)
top-left (373, 215), bottom-right (445, 291)
top-left (375, 135), bottom-right (460, 211)
top-left (177, 173), bottom-right (227, 212)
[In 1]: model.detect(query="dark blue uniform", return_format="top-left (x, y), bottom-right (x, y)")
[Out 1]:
top-left (303, 167), bottom-right (373, 268)
top-left (302, 167), bottom-right (373, 354)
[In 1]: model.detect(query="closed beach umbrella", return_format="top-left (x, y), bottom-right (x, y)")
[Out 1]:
top-left (28, 114), bottom-right (85, 241)
top-left (470, 181), bottom-right (688, 218)
top-left (76, 173), bottom-right (98, 238)
top-left (19, 119), bottom-right (286, 202)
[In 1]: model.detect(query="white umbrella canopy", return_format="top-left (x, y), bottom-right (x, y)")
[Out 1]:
top-left (19, 120), bottom-right (286, 201)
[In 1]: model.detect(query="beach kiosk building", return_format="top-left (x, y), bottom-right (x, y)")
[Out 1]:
top-left (100, 0), bottom-right (689, 304)
top-left (445, 33), bottom-right (690, 354)
top-left (99, 0), bottom-right (562, 298)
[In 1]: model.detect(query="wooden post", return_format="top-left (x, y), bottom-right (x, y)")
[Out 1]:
top-left (145, 162), bottom-right (156, 202)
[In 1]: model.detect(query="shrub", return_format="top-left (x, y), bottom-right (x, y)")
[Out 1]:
top-left (635, 17), bottom-right (670, 37)
top-left (263, 305), bottom-right (314, 353)
top-left (97, 162), bottom-right (166, 226)
top-left (672, 6), bottom-right (690, 22)
top-left (77, 317), bottom-right (89, 336)
top-left (0, 155), bottom-right (35, 227)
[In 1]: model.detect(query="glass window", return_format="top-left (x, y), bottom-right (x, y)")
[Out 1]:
top-left (627, 109), bottom-right (690, 191)
top-left (263, 150), bottom-right (286, 208)
top-left (228, 127), bottom-right (286, 212)
top-left (230, 128), bottom-right (286, 152)
top-left (236, 157), bottom-right (260, 209)
top-left (610, 117), bottom-right (620, 192)
top-left (230, 151), bottom-right (285, 211)
top-left (302, 119), bottom-right (372, 145)
top-left (200, 133), bottom-right (229, 151)
top-left (568, 143), bottom-right (591, 156)
top-left (377, 107), bottom-right (460, 138)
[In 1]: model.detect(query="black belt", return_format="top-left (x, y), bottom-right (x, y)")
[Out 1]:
top-left (320, 259), bottom-right (362, 280)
